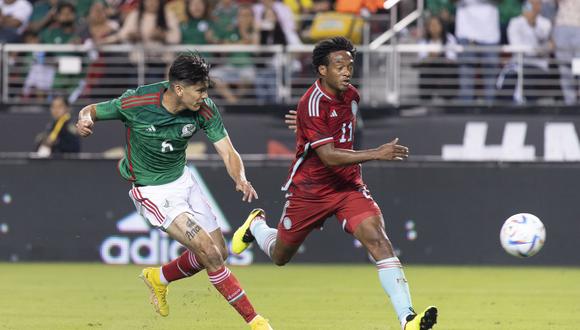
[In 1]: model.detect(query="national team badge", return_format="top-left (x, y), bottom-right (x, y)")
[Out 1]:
top-left (181, 124), bottom-right (196, 137)
top-left (351, 100), bottom-right (358, 117)
top-left (283, 216), bottom-right (292, 230)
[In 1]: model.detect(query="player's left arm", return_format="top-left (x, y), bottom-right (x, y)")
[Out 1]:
top-left (202, 98), bottom-right (257, 202)
top-left (213, 136), bottom-right (258, 203)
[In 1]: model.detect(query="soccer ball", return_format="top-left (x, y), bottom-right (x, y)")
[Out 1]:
top-left (500, 213), bottom-right (546, 258)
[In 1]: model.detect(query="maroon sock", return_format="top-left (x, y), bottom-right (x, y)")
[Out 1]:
top-left (208, 266), bottom-right (258, 323)
top-left (161, 250), bottom-right (204, 282)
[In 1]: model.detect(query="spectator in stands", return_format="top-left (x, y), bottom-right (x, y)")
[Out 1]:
top-left (211, 4), bottom-right (257, 103)
top-left (181, 0), bottom-right (214, 45)
top-left (454, 0), bottom-right (500, 102)
top-left (34, 95), bottom-right (81, 157)
top-left (213, 0), bottom-right (239, 42)
top-left (26, 0), bottom-right (58, 34)
top-left (101, 0), bottom-right (180, 83)
top-left (499, 0), bottom-right (522, 44)
top-left (102, 0), bottom-right (180, 46)
top-left (40, 2), bottom-right (81, 45)
top-left (22, 31), bottom-right (55, 99)
top-left (40, 2), bottom-right (84, 96)
top-left (416, 15), bottom-right (458, 100)
top-left (253, 0), bottom-right (301, 102)
top-left (426, 0), bottom-right (455, 34)
top-left (552, 0), bottom-right (580, 105)
top-left (81, 1), bottom-right (120, 98)
top-left (82, 1), bottom-right (120, 45)
top-left (500, 0), bottom-right (554, 102)
top-left (0, 0), bottom-right (33, 43)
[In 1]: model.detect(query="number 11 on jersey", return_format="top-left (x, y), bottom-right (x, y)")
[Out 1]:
top-left (339, 121), bottom-right (353, 143)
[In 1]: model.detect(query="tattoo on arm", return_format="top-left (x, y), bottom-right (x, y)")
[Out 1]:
top-left (184, 218), bottom-right (202, 241)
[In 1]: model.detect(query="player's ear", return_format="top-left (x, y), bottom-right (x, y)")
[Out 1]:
top-left (174, 84), bottom-right (183, 97)
top-left (318, 65), bottom-right (327, 77)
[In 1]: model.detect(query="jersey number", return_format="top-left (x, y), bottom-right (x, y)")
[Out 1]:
top-left (339, 121), bottom-right (353, 143)
top-left (161, 140), bottom-right (174, 153)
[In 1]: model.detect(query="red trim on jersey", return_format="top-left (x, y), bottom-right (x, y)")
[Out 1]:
top-left (122, 92), bottom-right (158, 103)
top-left (121, 100), bottom-right (158, 110)
top-left (199, 105), bottom-right (213, 120)
top-left (125, 128), bottom-right (136, 181)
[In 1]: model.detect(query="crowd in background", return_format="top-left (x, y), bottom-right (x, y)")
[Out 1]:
top-left (0, 0), bottom-right (578, 105)
top-left (420, 0), bottom-right (580, 104)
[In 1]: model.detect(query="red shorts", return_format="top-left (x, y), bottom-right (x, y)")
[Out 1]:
top-left (277, 187), bottom-right (382, 245)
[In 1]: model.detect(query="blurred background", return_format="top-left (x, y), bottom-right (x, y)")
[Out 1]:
top-left (0, 0), bottom-right (579, 266)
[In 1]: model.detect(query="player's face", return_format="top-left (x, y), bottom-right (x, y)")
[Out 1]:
top-left (321, 50), bottom-right (354, 93)
top-left (50, 97), bottom-right (68, 119)
top-left (179, 81), bottom-right (209, 111)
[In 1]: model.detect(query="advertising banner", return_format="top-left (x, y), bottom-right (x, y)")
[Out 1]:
top-left (0, 159), bottom-right (578, 265)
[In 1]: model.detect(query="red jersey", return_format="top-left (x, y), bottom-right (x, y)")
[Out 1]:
top-left (282, 79), bottom-right (364, 197)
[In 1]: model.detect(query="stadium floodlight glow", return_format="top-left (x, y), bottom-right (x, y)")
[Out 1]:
top-left (384, 0), bottom-right (400, 9)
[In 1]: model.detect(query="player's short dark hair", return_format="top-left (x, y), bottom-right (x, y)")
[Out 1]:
top-left (168, 52), bottom-right (210, 87)
top-left (312, 37), bottom-right (356, 75)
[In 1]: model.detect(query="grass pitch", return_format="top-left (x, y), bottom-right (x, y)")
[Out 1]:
top-left (1, 264), bottom-right (579, 329)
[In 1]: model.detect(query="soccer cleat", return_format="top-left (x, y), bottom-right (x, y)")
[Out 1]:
top-left (404, 306), bottom-right (438, 330)
top-left (231, 208), bottom-right (265, 255)
top-left (140, 267), bottom-right (169, 317)
top-left (249, 315), bottom-right (273, 330)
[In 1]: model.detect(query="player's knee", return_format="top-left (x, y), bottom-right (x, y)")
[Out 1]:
top-left (364, 237), bottom-right (392, 253)
top-left (196, 244), bottom-right (224, 270)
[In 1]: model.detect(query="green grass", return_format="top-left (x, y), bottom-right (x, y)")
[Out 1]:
top-left (1, 264), bottom-right (579, 329)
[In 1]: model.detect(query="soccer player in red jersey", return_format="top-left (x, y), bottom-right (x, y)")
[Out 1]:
top-left (232, 37), bottom-right (438, 330)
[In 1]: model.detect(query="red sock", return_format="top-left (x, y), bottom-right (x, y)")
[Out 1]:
top-left (161, 250), bottom-right (204, 282)
top-left (208, 266), bottom-right (257, 323)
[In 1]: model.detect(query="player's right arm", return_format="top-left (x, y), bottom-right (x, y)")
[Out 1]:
top-left (76, 92), bottom-right (131, 137)
top-left (76, 104), bottom-right (97, 137)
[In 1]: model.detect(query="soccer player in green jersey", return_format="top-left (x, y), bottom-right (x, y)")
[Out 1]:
top-left (76, 53), bottom-right (273, 330)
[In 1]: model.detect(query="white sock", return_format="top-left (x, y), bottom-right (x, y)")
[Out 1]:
top-left (376, 257), bottom-right (414, 325)
top-left (158, 266), bottom-right (169, 285)
top-left (250, 219), bottom-right (277, 258)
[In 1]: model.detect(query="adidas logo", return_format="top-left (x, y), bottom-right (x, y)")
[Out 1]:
top-left (330, 109), bottom-right (338, 117)
top-left (146, 125), bottom-right (156, 132)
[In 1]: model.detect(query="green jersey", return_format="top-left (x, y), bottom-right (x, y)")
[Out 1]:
top-left (95, 81), bottom-right (227, 186)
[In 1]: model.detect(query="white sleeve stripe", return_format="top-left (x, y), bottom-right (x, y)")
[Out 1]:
top-left (315, 92), bottom-right (322, 117)
top-left (311, 137), bottom-right (333, 146)
top-left (308, 89), bottom-right (323, 117)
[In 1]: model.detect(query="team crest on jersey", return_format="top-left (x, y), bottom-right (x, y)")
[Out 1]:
top-left (181, 124), bottom-right (196, 137)
top-left (351, 100), bottom-right (358, 117)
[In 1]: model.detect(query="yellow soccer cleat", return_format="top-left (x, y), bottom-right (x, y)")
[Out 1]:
top-left (139, 267), bottom-right (169, 317)
top-left (231, 208), bottom-right (265, 255)
top-left (404, 306), bottom-right (438, 330)
top-left (249, 315), bottom-right (273, 330)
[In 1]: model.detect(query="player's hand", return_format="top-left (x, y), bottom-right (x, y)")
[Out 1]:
top-left (236, 180), bottom-right (258, 203)
top-left (76, 118), bottom-right (94, 137)
top-left (285, 109), bottom-right (297, 133)
top-left (375, 138), bottom-right (409, 161)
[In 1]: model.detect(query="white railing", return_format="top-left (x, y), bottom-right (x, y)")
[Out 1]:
top-left (1, 43), bottom-right (575, 107)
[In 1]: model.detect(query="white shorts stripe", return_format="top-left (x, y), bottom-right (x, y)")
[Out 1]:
top-left (131, 188), bottom-right (164, 224)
